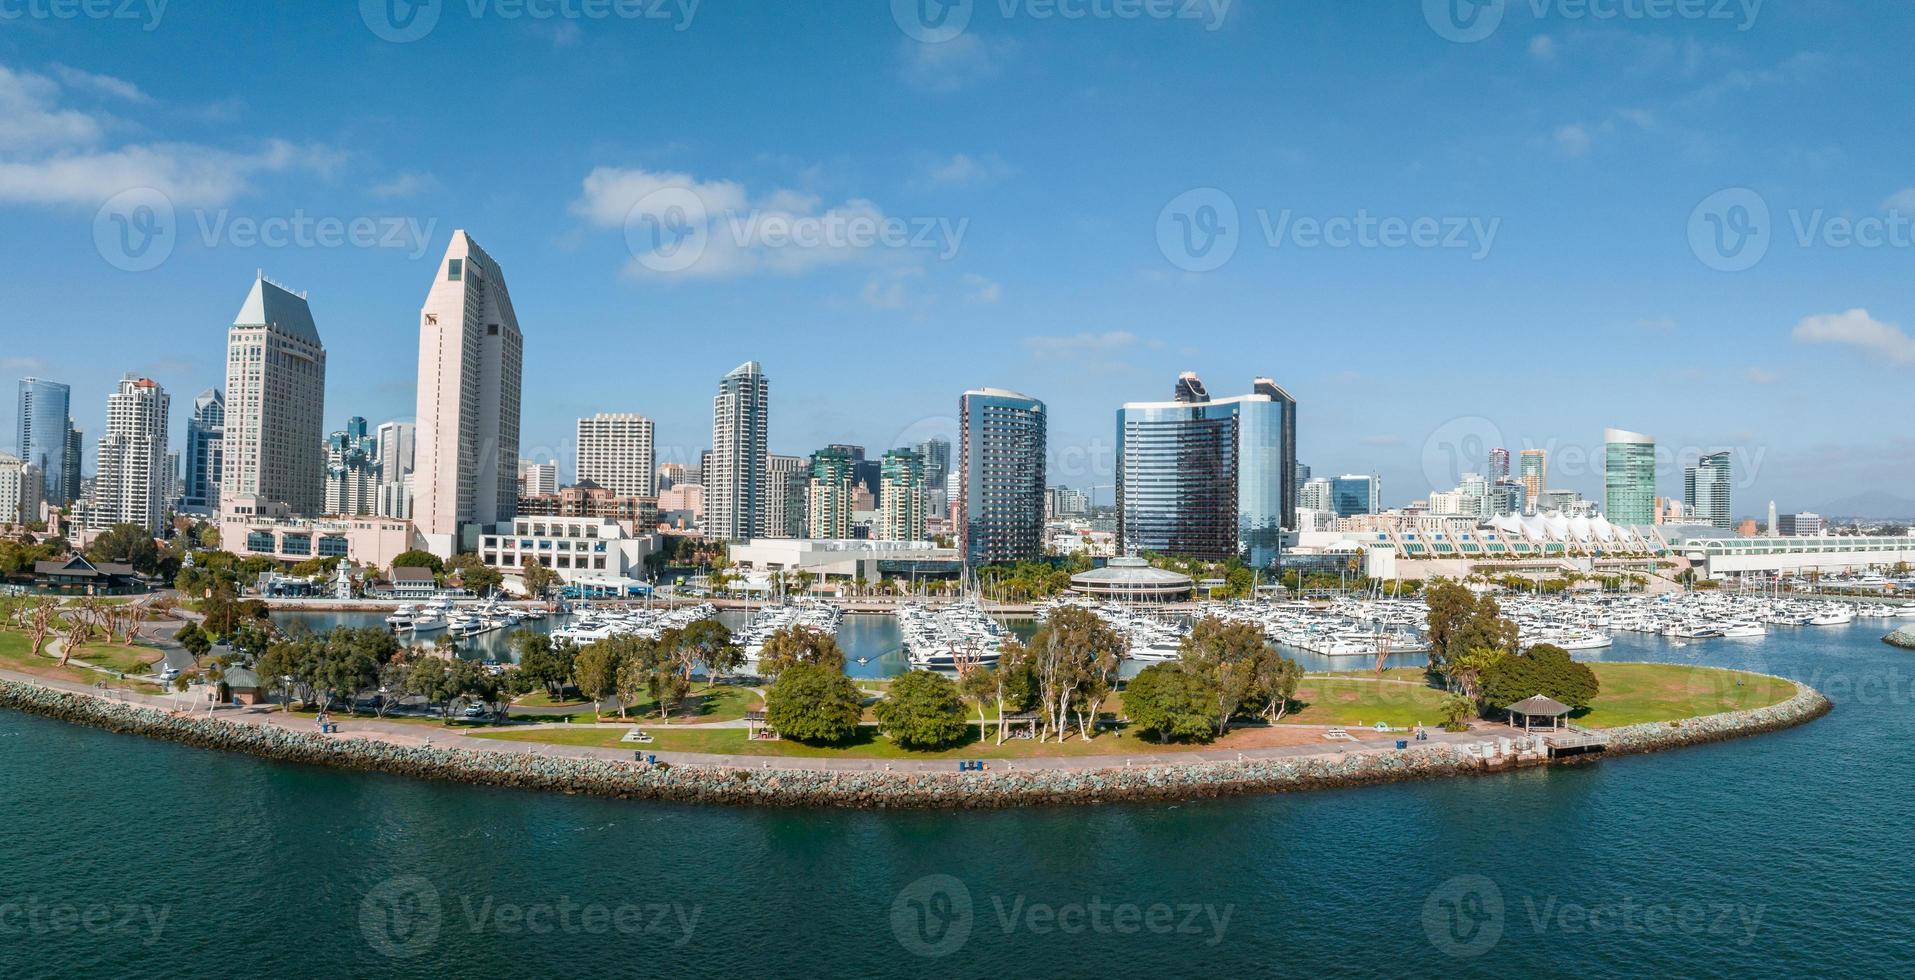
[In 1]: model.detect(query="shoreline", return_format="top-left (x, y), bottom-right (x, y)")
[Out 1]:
top-left (0, 674), bottom-right (1831, 809)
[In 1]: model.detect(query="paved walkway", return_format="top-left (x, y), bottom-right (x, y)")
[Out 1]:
top-left (0, 660), bottom-right (1502, 775)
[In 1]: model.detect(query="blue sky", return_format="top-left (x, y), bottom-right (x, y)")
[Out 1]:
top-left (3, 0), bottom-right (1913, 516)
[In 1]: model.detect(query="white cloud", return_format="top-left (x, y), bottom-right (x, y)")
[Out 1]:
top-left (1022, 331), bottom-right (1137, 359)
top-left (1792, 309), bottom-right (1915, 366)
top-left (0, 355), bottom-right (47, 373)
top-left (1553, 123), bottom-right (1592, 157)
top-left (917, 152), bottom-right (1011, 189)
top-left (0, 62), bottom-right (333, 208)
top-left (49, 64), bottom-right (150, 103)
top-left (1528, 35), bottom-right (1557, 62)
top-left (961, 273), bottom-right (1000, 305)
top-left (572, 166), bottom-right (939, 281)
top-left (1884, 188), bottom-right (1915, 212)
top-left (898, 35), bottom-right (1014, 94)
top-left (1637, 316), bottom-right (1677, 332)
top-left (1745, 367), bottom-right (1779, 384)
top-left (370, 171), bottom-right (441, 198)
top-left (860, 267), bottom-right (923, 310)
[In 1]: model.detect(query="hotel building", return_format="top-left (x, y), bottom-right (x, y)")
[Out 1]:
top-left (879, 448), bottom-right (927, 542)
top-left (413, 232), bottom-right (523, 555)
top-left (1603, 428), bottom-right (1656, 525)
top-left (959, 387), bottom-right (1046, 566)
top-left (86, 375), bottom-right (169, 532)
top-left (1115, 373), bottom-right (1289, 567)
top-left (222, 275), bottom-right (327, 517)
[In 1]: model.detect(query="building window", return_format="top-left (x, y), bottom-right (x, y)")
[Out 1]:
top-left (447, 258), bottom-right (462, 281)
top-left (318, 536), bottom-right (348, 558)
top-left (245, 531), bottom-right (276, 554)
top-left (282, 534), bottom-right (311, 556)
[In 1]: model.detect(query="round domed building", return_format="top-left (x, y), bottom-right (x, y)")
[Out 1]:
top-left (1068, 557), bottom-right (1193, 603)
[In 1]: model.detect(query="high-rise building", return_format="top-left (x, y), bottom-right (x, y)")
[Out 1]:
top-left (62, 424), bottom-right (82, 506)
top-left (325, 417), bottom-right (381, 516)
top-left (708, 361), bottom-right (769, 541)
top-left (222, 274), bottom-right (327, 516)
top-left (88, 375), bottom-right (169, 531)
top-left (516, 460), bottom-right (558, 497)
top-left (1518, 449), bottom-right (1547, 511)
top-left (1488, 447), bottom-right (1510, 482)
top-left (1116, 373), bottom-right (1289, 567)
top-left (1251, 378), bottom-right (1299, 529)
top-left (807, 447), bottom-right (856, 540)
top-left (164, 450), bottom-right (180, 507)
top-left (879, 448), bottom-right (926, 541)
top-left (1777, 512), bottom-right (1825, 536)
top-left (1326, 475), bottom-right (1381, 518)
top-left (959, 388), bottom-right (1046, 566)
top-left (916, 437), bottom-right (952, 516)
top-left (762, 454), bottom-right (808, 538)
top-left (0, 453), bottom-right (27, 524)
top-left (375, 420), bottom-right (415, 519)
top-left (1768, 500), bottom-right (1778, 533)
top-left (16, 377), bottom-right (79, 504)
top-left (1298, 477), bottom-right (1332, 514)
top-left (1683, 451), bottom-right (1733, 529)
top-left (1046, 486), bottom-right (1090, 519)
top-left (413, 232), bottom-right (524, 553)
top-left (1603, 428), bottom-right (1656, 525)
top-left (181, 388), bottom-right (224, 513)
top-left (576, 413), bottom-right (656, 497)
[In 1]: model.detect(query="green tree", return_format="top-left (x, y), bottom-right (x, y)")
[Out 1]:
top-left (175, 621), bottom-right (211, 660)
top-left (764, 662), bottom-right (863, 744)
top-left (1179, 616), bottom-right (1268, 735)
top-left (519, 557), bottom-right (560, 599)
top-left (1123, 663), bottom-right (1219, 743)
top-left (1440, 692), bottom-right (1478, 730)
top-left (87, 524), bottom-right (163, 575)
top-left (1248, 650), bottom-right (1303, 722)
top-left (755, 625), bottom-right (845, 678)
top-left (1026, 606), bottom-right (1126, 741)
top-left (874, 670), bottom-right (970, 749)
top-left (1480, 643), bottom-right (1600, 711)
top-left (391, 550), bottom-right (445, 575)
top-left (446, 554), bottom-right (502, 596)
top-left (573, 640), bottom-right (625, 715)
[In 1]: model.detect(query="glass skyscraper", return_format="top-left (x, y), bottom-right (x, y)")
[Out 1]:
top-left (1116, 373), bottom-right (1291, 568)
top-left (1685, 451), bottom-right (1733, 529)
top-left (959, 388), bottom-right (1046, 567)
top-left (1328, 474), bottom-right (1381, 518)
top-left (1603, 428), bottom-right (1656, 525)
top-left (16, 377), bottom-right (77, 504)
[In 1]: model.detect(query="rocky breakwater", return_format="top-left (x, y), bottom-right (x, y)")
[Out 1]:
top-left (0, 675), bottom-right (1830, 809)
top-left (1885, 626), bottom-right (1915, 651)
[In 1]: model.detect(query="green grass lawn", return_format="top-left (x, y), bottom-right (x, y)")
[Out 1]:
top-left (1284, 678), bottom-right (1452, 728)
top-left (0, 630), bottom-right (163, 694)
top-left (512, 689), bottom-right (594, 709)
top-left (1577, 663), bottom-right (1794, 728)
top-left (69, 642), bottom-right (164, 675)
top-left (467, 722), bottom-right (1239, 760)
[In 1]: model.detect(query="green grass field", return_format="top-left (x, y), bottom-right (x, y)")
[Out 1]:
top-left (1284, 678), bottom-right (1453, 728)
top-left (468, 722), bottom-right (1238, 760)
top-left (1578, 662), bottom-right (1794, 728)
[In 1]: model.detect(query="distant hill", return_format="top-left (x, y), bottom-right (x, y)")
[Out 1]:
top-left (1810, 491), bottom-right (1915, 521)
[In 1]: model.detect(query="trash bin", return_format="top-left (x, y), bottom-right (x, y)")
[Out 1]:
top-left (1396, 739), bottom-right (1408, 750)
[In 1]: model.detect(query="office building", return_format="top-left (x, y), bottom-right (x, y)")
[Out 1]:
top-left (917, 436), bottom-right (953, 515)
top-left (656, 463), bottom-right (687, 492)
top-left (0, 453), bottom-right (28, 525)
top-left (517, 481), bottom-right (658, 533)
top-left (180, 388), bottom-right (223, 512)
top-left (1047, 486), bottom-right (1090, 520)
top-left (1251, 378), bottom-right (1300, 529)
top-left (879, 448), bottom-right (926, 542)
top-left (1488, 447), bottom-right (1510, 483)
top-left (1115, 373), bottom-right (1288, 566)
top-left (1518, 449), bottom-right (1547, 510)
top-left (576, 413), bottom-right (656, 497)
top-left (1776, 512), bottom-right (1825, 537)
top-left (763, 454), bottom-right (808, 538)
top-left (707, 361), bottom-right (768, 541)
top-left (959, 387), bottom-right (1046, 566)
top-left (516, 460), bottom-right (558, 497)
top-left (87, 375), bottom-right (169, 531)
top-left (1603, 428), bottom-right (1656, 525)
top-left (807, 447), bottom-right (857, 540)
top-left (1684, 451), bottom-right (1733, 530)
top-left (16, 377), bottom-right (78, 504)
top-left (1328, 474), bottom-right (1381, 518)
top-left (222, 275), bottom-right (327, 517)
top-left (375, 420), bottom-right (415, 518)
top-left (324, 417), bottom-right (380, 516)
top-left (413, 232), bottom-right (524, 554)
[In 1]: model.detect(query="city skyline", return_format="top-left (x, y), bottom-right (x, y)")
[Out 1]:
top-left (5, 5), bottom-right (1913, 513)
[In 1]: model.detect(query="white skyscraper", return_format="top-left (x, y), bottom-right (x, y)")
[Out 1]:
top-left (576, 413), bottom-right (656, 497)
top-left (89, 375), bottom-right (169, 532)
top-left (763, 453), bottom-right (807, 538)
top-left (413, 232), bottom-right (523, 554)
top-left (222, 275), bottom-right (327, 516)
top-left (517, 460), bottom-right (558, 497)
top-left (707, 361), bottom-right (768, 541)
top-left (375, 420), bottom-right (415, 518)
top-left (0, 453), bottom-right (26, 525)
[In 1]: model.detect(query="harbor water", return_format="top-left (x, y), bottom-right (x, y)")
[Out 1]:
top-left (1, 622), bottom-right (1909, 976)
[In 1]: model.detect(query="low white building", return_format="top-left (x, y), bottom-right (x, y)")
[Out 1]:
top-left (478, 516), bottom-right (657, 585)
top-left (220, 494), bottom-right (422, 567)
top-left (728, 538), bottom-right (960, 583)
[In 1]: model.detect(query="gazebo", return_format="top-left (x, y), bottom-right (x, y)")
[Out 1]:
top-left (1506, 695), bottom-right (1573, 732)
top-left (744, 710), bottom-right (779, 741)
